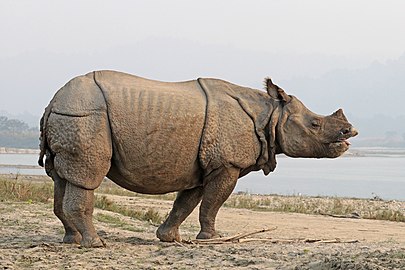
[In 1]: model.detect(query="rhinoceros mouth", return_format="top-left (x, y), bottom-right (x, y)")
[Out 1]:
top-left (336, 138), bottom-right (351, 146)
top-left (324, 140), bottom-right (351, 158)
top-left (329, 140), bottom-right (350, 149)
top-left (331, 128), bottom-right (358, 147)
top-left (328, 139), bottom-right (352, 152)
top-left (327, 138), bottom-right (351, 152)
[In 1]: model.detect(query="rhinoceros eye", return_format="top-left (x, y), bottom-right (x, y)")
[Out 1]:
top-left (311, 120), bottom-right (321, 129)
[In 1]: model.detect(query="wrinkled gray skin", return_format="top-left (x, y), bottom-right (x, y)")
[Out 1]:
top-left (38, 70), bottom-right (358, 247)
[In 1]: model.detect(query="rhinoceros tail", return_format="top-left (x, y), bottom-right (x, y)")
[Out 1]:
top-left (38, 116), bottom-right (46, 167)
top-left (38, 101), bottom-right (53, 167)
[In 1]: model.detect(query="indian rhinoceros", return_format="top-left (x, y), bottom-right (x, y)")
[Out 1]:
top-left (38, 70), bottom-right (358, 247)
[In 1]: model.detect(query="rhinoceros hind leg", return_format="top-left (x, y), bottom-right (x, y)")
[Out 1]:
top-left (197, 167), bottom-right (239, 239)
top-left (63, 182), bottom-right (105, 248)
top-left (157, 186), bottom-right (204, 242)
top-left (52, 171), bottom-right (82, 244)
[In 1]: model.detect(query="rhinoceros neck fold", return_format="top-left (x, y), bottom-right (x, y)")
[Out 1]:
top-left (260, 99), bottom-right (284, 175)
top-left (197, 78), bottom-right (281, 176)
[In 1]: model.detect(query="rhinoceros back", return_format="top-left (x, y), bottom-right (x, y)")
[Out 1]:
top-left (94, 71), bottom-right (206, 190)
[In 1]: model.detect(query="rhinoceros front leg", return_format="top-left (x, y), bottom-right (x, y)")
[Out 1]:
top-left (157, 186), bottom-right (204, 242)
top-left (52, 171), bottom-right (82, 244)
top-left (63, 182), bottom-right (105, 248)
top-left (197, 167), bottom-right (239, 239)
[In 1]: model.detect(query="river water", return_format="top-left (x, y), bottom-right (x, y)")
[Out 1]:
top-left (0, 148), bottom-right (404, 200)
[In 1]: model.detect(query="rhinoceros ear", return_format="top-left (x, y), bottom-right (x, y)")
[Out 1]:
top-left (264, 77), bottom-right (291, 103)
top-left (265, 77), bottom-right (278, 99)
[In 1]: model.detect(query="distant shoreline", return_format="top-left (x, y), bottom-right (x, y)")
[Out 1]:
top-left (0, 147), bottom-right (39, 154)
top-left (1, 147), bottom-right (405, 157)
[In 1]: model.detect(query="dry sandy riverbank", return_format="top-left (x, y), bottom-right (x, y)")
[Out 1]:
top-left (1, 175), bottom-right (405, 269)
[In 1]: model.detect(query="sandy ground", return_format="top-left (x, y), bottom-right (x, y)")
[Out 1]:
top-left (1, 191), bottom-right (405, 270)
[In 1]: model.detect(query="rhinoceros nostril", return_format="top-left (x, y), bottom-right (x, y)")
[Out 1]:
top-left (340, 128), bottom-right (350, 135)
top-left (350, 127), bottom-right (359, 137)
top-left (340, 127), bottom-right (358, 137)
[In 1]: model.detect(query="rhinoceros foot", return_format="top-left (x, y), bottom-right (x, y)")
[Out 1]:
top-left (196, 231), bottom-right (220, 240)
top-left (80, 236), bottom-right (106, 248)
top-left (156, 223), bottom-right (181, 242)
top-left (63, 232), bottom-right (82, 244)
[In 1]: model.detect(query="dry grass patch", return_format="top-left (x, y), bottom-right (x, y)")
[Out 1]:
top-left (94, 213), bottom-right (145, 232)
top-left (224, 193), bottom-right (405, 222)
top-left (0, 176), bottom-right (53, 203)
top-left (94, 195), bottom-right (164, 225)
top-left (1, 176), bottom-right (404, 223)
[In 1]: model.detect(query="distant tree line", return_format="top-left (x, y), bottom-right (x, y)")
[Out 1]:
top-left (0, 116), bottom-right (39, 149)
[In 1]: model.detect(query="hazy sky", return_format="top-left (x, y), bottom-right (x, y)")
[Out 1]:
top-left (1, 0), bottom-right (405, 118)
top-left (2, 0), bottom-right (405, 58)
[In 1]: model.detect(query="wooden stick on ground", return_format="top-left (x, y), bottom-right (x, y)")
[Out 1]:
top-left (182, 227), bottom-right (359, 245)
top-left (320, 212), bottom-right (361, 219)
top-left (174, 240), bottom-right (188, 248)
top-left (186, 227), bottom-right (277, 245)
top-left (228, 227), bottom-right (278, 241)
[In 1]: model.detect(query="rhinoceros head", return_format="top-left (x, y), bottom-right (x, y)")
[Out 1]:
top-left (266, 78), bottom-right (358, 159)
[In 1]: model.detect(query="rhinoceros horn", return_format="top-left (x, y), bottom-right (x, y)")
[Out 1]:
top-left (332, 108), bottom-right (348, 121)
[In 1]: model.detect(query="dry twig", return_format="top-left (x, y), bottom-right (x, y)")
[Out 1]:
top-left (320, 212), bottom-right (361, 219)
top-left (174, 240), bottom-right (188, 248)
top-left (185, 227), bottom-right (277, 245)
top-left (181, 227), bottom-right (359, 245)
top-left (304, 238), bottom-right (359, 244)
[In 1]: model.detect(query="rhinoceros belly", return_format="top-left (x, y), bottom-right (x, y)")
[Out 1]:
top-left (94, 71), bottom-right (206, 194)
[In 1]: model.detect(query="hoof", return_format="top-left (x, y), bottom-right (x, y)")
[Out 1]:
top-left (63, 232), bottom-right (82, 244)
top-left (196, 231), bottom-right (219, 240)
top-left (156, 224), bottom-right (181, 242)
top-left (80, 237), bottom-right (106, 248)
